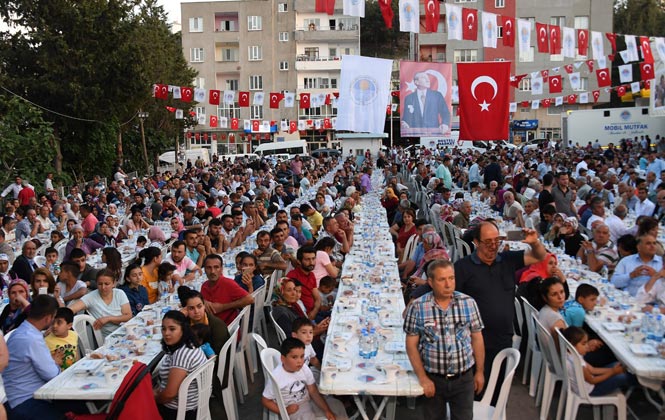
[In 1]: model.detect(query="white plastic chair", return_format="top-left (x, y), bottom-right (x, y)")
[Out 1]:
top-left (175, 356), bottom-right (216, 420)
top-left (249, 286), bottom-right (266, 375)
top-left (533, 315), bottom-right (566, 420)
top-left (268, 307), bottom-right (287, 345)
top-left (556, 330), bottom-right (627, 420)
top-left (33, 255), bottom-right (47, 268)
top-left (520, 297), bottom-right (543, 399)
top-left (232, 305), bottom-right (252, 403)
top-left (399, 234), bottom-right (418, 265)
top-left (217, 321), bottom-right (240, 420)
top-left (55, 240), bottom-right (67, 262)
top-left (73, 314), bottom-right (104, 357)
top-left (472, 348), bottom-right (521, 420)
top-left (513, 297), bottom-right (523, 350)
top-left (261, 348), bottom-right (297, 420)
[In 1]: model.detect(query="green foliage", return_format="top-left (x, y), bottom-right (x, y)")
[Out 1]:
top-left (361, 0), bottom-right (410, 59)
top-left (0, 96), bottom-right (57, 190)
top-left (0, 0), bottom-right (196, 181)
top-left (614, 0), bottom-right (665, 37)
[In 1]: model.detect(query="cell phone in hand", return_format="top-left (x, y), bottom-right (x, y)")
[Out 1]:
top-left (506, 230), bottom-right (526, 241)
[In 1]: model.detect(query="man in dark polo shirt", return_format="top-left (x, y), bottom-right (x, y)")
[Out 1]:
top-left (454, 221), bottom-right (546, 379)
top-left (551, 171), bottom-right (577, 217)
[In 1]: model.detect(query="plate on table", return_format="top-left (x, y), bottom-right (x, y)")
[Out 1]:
top-left (71, 359), bottom-right (105, 375)
top-left (384, 342), bottom-right (406, 353)
top-left (357, 374), bottom-right (387, 384)
top-left (380, 318), bottom-right (403, 327)
top-left (629, 343), bottom-right (658, 356)
top-left (602, 322), bottom-right (626, 332)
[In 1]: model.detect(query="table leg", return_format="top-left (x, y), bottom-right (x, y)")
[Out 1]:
top-left (353, 396), bottom-right (370, 420)
top-left (384, 397), bottom-right (396, 420)
top-left (370, 397), bottom-right (389, 420)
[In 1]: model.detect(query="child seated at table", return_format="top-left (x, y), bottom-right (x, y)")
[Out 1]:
top-left (191, 323), bottom-right (215, 359)
top-left (561, 326), bottom-right (636, 397)
top-left (262, 338), bottom-right (348, 420)
top-left (44, 247), bottom-right (59, 275)
top-left (563, 283), bottom-right (600, 327)
top-left (45, 307), bottom-right (79, 370)
top-left (291, 318), bottom-right (320, 379)
top-left (135, 235), bottom-right (148, 253)
top-left (157, 262), bottom-right (176, 295)
top-left (318, 276), bottom-right (337, 313)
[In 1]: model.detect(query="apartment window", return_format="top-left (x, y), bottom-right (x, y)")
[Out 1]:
top-left (190, 48), bottom-right (205, 62)
top-left (279, 32), bottom-right (289, 42)
top-left (194, 78), bottom-right (205, 89)
top-left (218, 103), bottom-right (240, 119)
top-left (220, 48), bottom-right (239, 62)
top-left (453, 49), bottom-right (477, 62)
top-left (435, 52), bottom-right (446, 62)
top-left (278, 3), bottom-right (288, 12)
top-left (218, 19), bottom-right (237, 32)
top-left (519, 78), bottom-right (532, 92)
top-left (225, 79), bottom-right (239, 91)
top-left (329, 47), bottom-right (337, 58)
top-left (189, 17), bottom-right (203, 32)
top-left (319, 78), bottom-right (330, 89)
top-left (573, 77), bottom-right (588, 91)
top-left (550, 16), bottom-right (566, 27)
top-left (279, 61), bottom-right (289, 71)
top-left (574, 16), bottom-right (589, 30)
top-left (342, 47), bottom-right (354, 55)
top-left (495, 0), bottom-right (505, 7)
top-left (331, 78), bottom-right (337, 89)
top-left (248, 16), bottom-right (262, 31)
top-left (249, 75), bottom-right (263, 90)
top-left (497, 26), bottom-right (503, 38)
top-left (303, 77), bottom-right (317, 89)
top-left (304, 47), bottom-right (319, 59)
top-left (250, 105), bottom-right (263, 119)
top-left (195, 106), bottom-right (205, 117)
top-left (248, 45), bottom-right (263, 61)
top-left (518, 46), bottom-right (534, 62)
top-left (303, 18), bottom-right (320, 30)
top-left (300, 107), bottom-right (323, 117)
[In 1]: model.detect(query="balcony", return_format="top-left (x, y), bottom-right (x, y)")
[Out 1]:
top-left (418, 32), bottom-right (447, 45)
top-left (295, 56), bottom-right (342, 71)
top-left (294, 26), bottom-right (359, 42)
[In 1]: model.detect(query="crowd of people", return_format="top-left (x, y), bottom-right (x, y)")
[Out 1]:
top-left (0, 134), bottom-right (665, 418)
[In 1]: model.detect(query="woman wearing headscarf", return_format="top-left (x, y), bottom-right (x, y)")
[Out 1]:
top-left (169, 217), bottom-right (184, 240)
top-left (406, 231), bottom-right (450, 289)
top-left (553, 216), bottom-right (584, 257)
top-left (64, 224), bottom-right (104, 261)
top-left (544, 212), bottom-right (567, 242)
top-left (517, 252), bottom-right (570, 310)
top-left (148, 225), bottom-right (167, 246)
top-left (381, 187), bottom-right (400, 223)
top-left (271, 278), bottom-right (329, 337)
top-left (89, 221), bottom-right (116, 248)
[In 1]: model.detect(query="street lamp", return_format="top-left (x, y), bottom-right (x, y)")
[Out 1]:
top-left (137, 111), bottom-right (150, 175)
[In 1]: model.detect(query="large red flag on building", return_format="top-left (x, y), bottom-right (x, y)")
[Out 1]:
top-left (549, 75), bottom-right (562, 93)
top-left (578, 29), bottom-right (589, 56)
top-left (378, 0), bottom-right (394, 29)
top-left (549, 25), bottom-right (561, 54)
top-left (269, 93), bottom-right (283, 109)
top-left (457, 61), bottom-right (510, 140)
top-left (315, 0), bottom-right (335, 15)
top-left (299, 93), bottom-right (310, 109)
top-left (462, 8), bottom-right (477, 41)
top-left (209, 90), bottom-right (221, 105)
top-left (238, 92), bottom-right (250, 107)
top-left (424, 0), bottom-right (439, 33)
top-left (536, 23), bottom-right (549, 53)
top-left (501, 16), bottom-right (515, 47)
top-left (596, 68), bottom-right (611, 87)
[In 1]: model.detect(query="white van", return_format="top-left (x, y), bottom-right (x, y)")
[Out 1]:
top-left (158, 149), bottom-right (211, 165)
top-left (253, 140), bottom-right (308, 159)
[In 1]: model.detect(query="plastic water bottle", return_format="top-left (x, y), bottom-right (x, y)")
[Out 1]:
top-left (599, 265), bottom-right (609, 280)
top-left (653, 315), bottom-right (664, 343)
top-left (359, 329), bottom-right (371, 359)
top-left (369, 327), bottom-right (378, 357)
top-left (641, 314), bottom-right (652, 337)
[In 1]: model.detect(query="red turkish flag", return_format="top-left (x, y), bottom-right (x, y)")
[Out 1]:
top-left (238, 91), bottom-right (250, 107)
top-left (567, 94), bottom-right (577, 104)
top-left (640, 36), bottom-right (654, 62)
top-left (251, 120), bottom-right (260, 132)
top-left (299, 93), bottom-right (310, 109)
top-left (536, 23), bottom-right (549, 53)
top-left (378, 0), bottom-right (393, 29)
top-left (165, 106), bottom-right (176, 113)
top-left (181, 87), bottom-right (193, 102)
top-left (578, 29), bottom-right (589, 56)
top-left (209, 115), bottom-right (218, 128)
top-left (549, 75), bottom-right (562, 93)
top-left (592, 90), bottom-right (600, 103)
top-left (549, 25), bottom-right (561, 54)
top-left (640, 62), bottom-right (655, 80)
top-left (457, 61), bottom-right (511, 140)
top-left (153, 84), bottom-right (168, 100)
top-left (606, 32), bottom-right (617, 60)
top-left (520, 101), bottom-right (530, 108)
top-left (617, 86), bottom-right (626, 97)
top-left (501, 16), bottom-right (515, 47)
top-left (325, 94), bottom-right (331, 105)
top-left (645, 80), bottom-right (652, 89)
top-left (510, 74), bottom-right (526, 88)
top-left (564, 64), bottom-right (574, 74)
top-left (596, 68), bottom-right (611, 87)
top-left (323, 118), bottom-right (332, 129)
top-left (315, 0), bottom-right (335, 15)
top-left (212, 134), bottom-right (217, 141)
top-left (289, 121), bottom-right (297, 133)
top-left (462, 8), bottom-right (477, 41)
top-left (541, 69), bottom-right (549, 80)
top-left (586, 59), bottom-right (594, 72)
top-left (424, 0), bottom-right (439, 33)
top-left (203, 133), bottom-right (208, 141)
top-left (231, 118), bottom-right (239, 130)
top-left (542, 98), bottom-right (551, 108)
top-left (209, 90), bottom-right (221, 105)
top-left (269, 92), bottom-right (283, 109)
top-left (194, 132), bottom-right (200, 140)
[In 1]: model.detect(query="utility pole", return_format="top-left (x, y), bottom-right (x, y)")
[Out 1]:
top-left (138, 111), bottom-right (150, 175)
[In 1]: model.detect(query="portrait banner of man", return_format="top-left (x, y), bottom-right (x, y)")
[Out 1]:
top-left (650, 68), bottom-right (665, 116)
top-left (399, 61), bottom-right (453, 137)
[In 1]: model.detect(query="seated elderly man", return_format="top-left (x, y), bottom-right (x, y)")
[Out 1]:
top-left (64, 225), bottom-right (103, 261)
top-left (611, 234), bottom-right (662, 296)
top-left (502, 191), bottom-right (523, 223)
top-left (15, 208), bottom-right (44, 242)
top-left (577, 223), bottom-right (619, 274)
top-left (452, 201), bottom-right (472, 229)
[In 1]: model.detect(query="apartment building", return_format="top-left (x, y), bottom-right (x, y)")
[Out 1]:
top-left (416, 0), bottom-right (613, 143)
top-left (180, 0), bottom-right (361, 155)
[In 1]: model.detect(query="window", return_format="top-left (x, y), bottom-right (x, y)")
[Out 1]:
top-left (249, 75), bottom-right (263, 90)
top-left (279, 61), bottom-right (289, 71)
top-left (453, 49), bottom-right (477, 62)
top-left (573, 77), bottom-right (588, 91)
top-left (435, 52), bottom-right (446, 62)
top-left (303, 77), bottom-right (317, 89)
top-left (226, 79), bottom-right (239, 91)
top-left (218, 102), bottom-right (240, 119)
top-left (518, 46), bottom-right (534, 63)
top-left (194, 78), bottom-right (205, 89)
top-left (329, 47), bottom-right (337, 58)
top-left (304, 18), bottom-right (320, 30)
top-left (550, 16), bottom-right (566, 27)
top-left (331, 78), bottom-right (337, 89)
top-left (519, 78), bottom-right (532, 92)
top-left (278, 3), bottom-right (288, 12)
top-left (574, 16), bottom-right (589, 30)
top-left (279, 32), bottom-right (289, 42)
top-left (547, 106), bottom-right (563, 115)
top-left (540, 128), bottom-right (561, 140)
top-left (248, 45), bottom-right (263, 61)
top-left (495, 0), bottom-right (505, 7)
top-left (251, 105), bottom-right (263, 119)
top-left (304, 47), bottom-right (319, 59)
top-left (497, 26), bottom-right (503, 39)
top-left (300, 107), bottom-right (323, 117)
top-left (189, 17), bottom-right (203, 32)
top-left (248, 16), bottom-right (262, 31)
top-left (190, 48), bottom-right (204, 62)
top-left (219, 48), bottom-right (239, 62)
top-left (195, 106), bottom-right (205, 117)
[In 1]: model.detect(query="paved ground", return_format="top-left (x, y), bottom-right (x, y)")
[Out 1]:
top-left (236, 333), bottom-right (663, 419)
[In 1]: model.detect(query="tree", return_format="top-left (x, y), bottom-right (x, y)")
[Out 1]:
top-left (0, 96), bottom-right (59, 190)
top-left (614, 0), bottom-right (665, 37)
top-left (0, 0), bottom-right (196, 182)
top-left (361, 0), bottom-right (409, 59)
